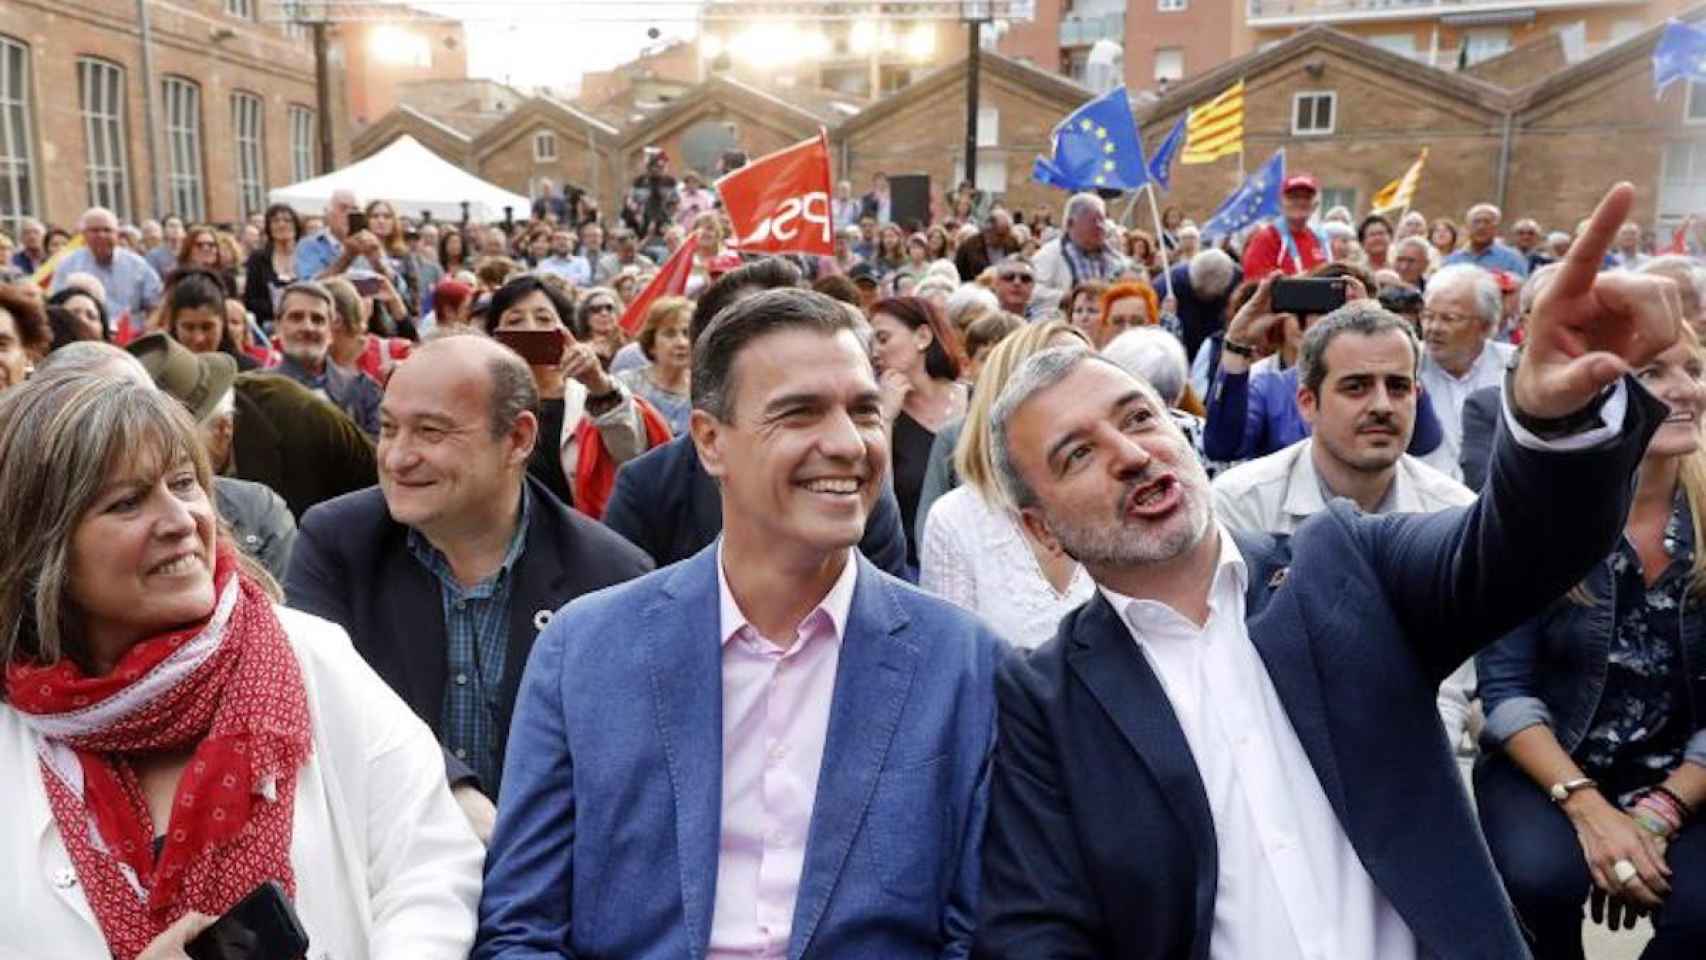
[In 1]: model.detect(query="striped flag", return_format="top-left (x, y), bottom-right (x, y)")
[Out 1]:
top-left (1370, 148), bottom-right (1429, 215)
top-left (1181, 80), bottom-right (1244, 166)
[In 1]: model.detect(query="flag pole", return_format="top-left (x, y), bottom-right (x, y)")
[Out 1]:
top-left (1145, 182), bottom-right (1175, 301)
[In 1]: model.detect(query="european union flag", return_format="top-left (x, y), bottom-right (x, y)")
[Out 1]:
top-left (1147, 115), bottom-right (1188, 194)
top-left (1654, 20), bottom-right (1706, 96)
top-left (1032, 87), bottom-right (1148, 193)
top-left (1201, 149), bottom-right (1285, 240)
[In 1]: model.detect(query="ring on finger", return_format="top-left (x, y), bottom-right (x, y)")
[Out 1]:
top-left (1613, 859), bottom-right (1639, 886)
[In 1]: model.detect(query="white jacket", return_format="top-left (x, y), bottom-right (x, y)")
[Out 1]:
top-left (0, 607), bottom-right (484, 960)
top-left (1030, 236), bottom-right (1127, 315)
top-left (1210, 439), bottom-right (1483, 757)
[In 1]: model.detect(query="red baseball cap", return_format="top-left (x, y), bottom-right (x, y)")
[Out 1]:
top-left (1282, 174), bottom-right (1320, 196)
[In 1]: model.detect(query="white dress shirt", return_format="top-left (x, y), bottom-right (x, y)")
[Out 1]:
top-left (1101, 530), bottom-right (1422, 960)
top-left (1419, 339), bottom-right (1515, 479)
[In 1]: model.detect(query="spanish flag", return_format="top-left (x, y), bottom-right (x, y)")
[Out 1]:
top-left (1181, 80), bottom-right (1244, 166)
top-left (1371, 148), bottom-right (1429, 215)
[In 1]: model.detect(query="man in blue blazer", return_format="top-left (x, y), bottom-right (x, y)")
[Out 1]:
top-left (973, 183), bottom-right (1686, 959)
top-left (477, 287), bottom-right (1003, 958)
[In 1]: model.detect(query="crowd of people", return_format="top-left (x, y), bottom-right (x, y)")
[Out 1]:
top-left (0, 162), bottom-right (1701, 960)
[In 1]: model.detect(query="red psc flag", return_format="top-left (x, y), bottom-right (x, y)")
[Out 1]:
top-left (618, 230), bottom-right (699, 336)
top-left (716, 129), bottom-right (834, 257)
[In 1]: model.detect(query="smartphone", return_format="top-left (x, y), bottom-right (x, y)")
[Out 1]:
top-left (350, 273), bottom-right (383, 297)
top-left (185, 881), bottom-right (310, 960)
top-left (346, 210), bottom-right (368, 235)
top-left (1271, 277), bottom-right (1347, 316)
top-left (493, 328), bottom-right (568, 366)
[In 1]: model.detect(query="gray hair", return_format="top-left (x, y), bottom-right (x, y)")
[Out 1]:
top-left (1425, 263), bottom-right (1501, 329)
top-left (1511, 218), bottom-right (1540, 234)
top-left (1466, 202), bottom-right (1502, 223)
top-left (1640, 255), bottom-right (1706, 320)
top-left (989, 346), bottom-right (1150, 510)
top-left (1519, 261), bottom-right (1564, 319)
top-left (0, 376), bottom-right (216, 676)
top-left (1062, 192), bottom-right (1105, 229)
top-left (35, 341), bottom-right (152, 382)
top-left (1186, 248), bottom-right (1237, 300)
top-left (1296, 300), bottom-right (1421, 396)
top-left (1393, 235), bottom-right (1432, 261)
top-left (278, 279), bottom-right (335, 315)
top-left (1101, 327), bottom-right (1189, 406)
top-left (945, 283), bottom-right (1000, 327)
top-left (78, 207), bottom-right (117, 231)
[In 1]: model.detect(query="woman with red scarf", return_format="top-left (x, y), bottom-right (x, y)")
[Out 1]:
top-left (0, 375), bottom-right (483, 959)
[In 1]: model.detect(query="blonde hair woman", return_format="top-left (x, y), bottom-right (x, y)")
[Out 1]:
top-left (0, 374), bottom-right (482, 959)
top-left (1476, 326), bottom-right (1706, 956)
top-left (919, 320), bottom-right (1095, 648)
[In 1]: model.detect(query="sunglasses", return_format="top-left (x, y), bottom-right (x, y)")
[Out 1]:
top-left (586, 302), bottom-right (617, 314)
top-left (999, 272), bottom-right (1034, 283)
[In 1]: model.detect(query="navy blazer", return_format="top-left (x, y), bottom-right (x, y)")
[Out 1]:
top-left (283, 477), bottom-right (653, 792)
top-left (475, 546), bottom-right (1003, 959)
top-left (603, 433), bottom-right (911, 578)
top-left (975, 382), bottom-right (1665, 960)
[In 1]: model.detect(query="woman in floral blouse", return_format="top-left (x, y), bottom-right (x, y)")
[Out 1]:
top-left (1476, 329), bottom-right (1706, 958)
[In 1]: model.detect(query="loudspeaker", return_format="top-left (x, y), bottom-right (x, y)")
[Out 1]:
top-left (889, 173), bottom-right (932, 230)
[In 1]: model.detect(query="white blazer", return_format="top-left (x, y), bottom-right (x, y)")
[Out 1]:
top-left (0, 607), bottom-right (484, 960)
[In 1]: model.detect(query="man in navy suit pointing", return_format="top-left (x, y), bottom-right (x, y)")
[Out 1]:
top-left (974, 182), bottom-right (1686, 960)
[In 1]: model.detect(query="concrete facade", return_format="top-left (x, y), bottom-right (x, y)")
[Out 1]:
top-left (0, 0), bottom-right (348, 234)
top-left (332, 10), bottom-right (467, 127)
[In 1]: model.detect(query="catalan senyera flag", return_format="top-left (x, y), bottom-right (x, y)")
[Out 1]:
top-left (1371, 148), bottom-right (1429, 215)
top-left (1180, 80), bottom-right (1244, 166)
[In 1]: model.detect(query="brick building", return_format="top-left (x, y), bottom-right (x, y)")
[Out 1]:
top-left (0, 0), bottom-right (351, 235)
top-left (1137, 19), bottom-right (1705, 235)
top-left (998, 0), bottom-right (1239, 94)
top-left (331, 7), bottom-right (467, 128)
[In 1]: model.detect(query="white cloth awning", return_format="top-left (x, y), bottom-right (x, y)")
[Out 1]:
top-left (268, 135), bottom-right (531, 223)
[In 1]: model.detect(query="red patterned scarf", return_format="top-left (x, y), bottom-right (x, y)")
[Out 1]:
top-left (5, 547), bottom-right (311, 960)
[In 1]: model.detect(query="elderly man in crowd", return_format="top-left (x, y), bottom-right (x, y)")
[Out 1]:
top-left (975, 182), bottom-right (1684, 959)
top-left (1034, 192), bottom-right (1127, 311)
top-left (1419, 263), bottom-right (1516, 477)
top-left (146, 214), bottom-right (185, 278)
top-left (10, 217), bottom-right (46, 274)
top-left (477, 287), bottom-right (1001, 958)
top-left (604, 258), bottom-right (911, 576)
top-left (1611, 221), bottom-right (1650, 271)
top-left (268, 280), bottom-right (383, 438)
top-left (286, 333), bottom-right (652, 842)
top-left (49, 207), bottom-right (162, 324)
top-left (127, 330), bottom-right (376, 519)
top-left (1446, 203), bottom-right (1531, 278)
top-left (1210, 301), bottom-right (1479, 769)
top-left (580, 222), bottom-right (619, 286)
top-left (1509, 217), bottom-right (1550, 272)
top-left (295, 188), bottom-right (390, 285)
top-left (1392, 235), bottom-right (1432, 291)
top-left (1241, 174), bottom-right (1329, 279)
top-left (1163, 247), bottom-right (1242, 363)
top-left (954, 207), bottom-right (1021, 283)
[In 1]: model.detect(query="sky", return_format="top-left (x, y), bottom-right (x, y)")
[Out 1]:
top-left (417, 1), bottom-right (702, 92)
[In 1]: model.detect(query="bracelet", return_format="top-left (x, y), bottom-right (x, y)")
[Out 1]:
top-left (1220, 338), bottom-right (1257, 359)
top-left (1632, 807), bottom-right (1675, 840)
top-left (1638, 787), bottom-right (1690, 830)
top-left (1651, 784), bottom-right (1694, 818)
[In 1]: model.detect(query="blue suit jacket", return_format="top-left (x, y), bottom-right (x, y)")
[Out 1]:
top-left (476, 546), bottom-right (1003, 959)
top-left (975, 381), bottom-right (1666, 960)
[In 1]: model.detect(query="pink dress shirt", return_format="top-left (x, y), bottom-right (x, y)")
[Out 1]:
top-left (707, 545), bottom-right (858, 959)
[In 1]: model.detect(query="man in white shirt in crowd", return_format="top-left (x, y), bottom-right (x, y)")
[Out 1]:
top-left (1210, 300), bottom-right (1479, 771)
top-left (1419, 262), bottom-right (1514, 478)
top-left (974, 182), bottom-right (1684, 959)
top-left (50, 207), bottom-right (163, 325)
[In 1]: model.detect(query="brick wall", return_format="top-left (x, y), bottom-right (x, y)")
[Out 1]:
top-left (1124, 0), bottom-right (1238, 90)
top-left (0, 0), bottom-right (344, 230)
top-left (477, 121), bottom-right (612, 219)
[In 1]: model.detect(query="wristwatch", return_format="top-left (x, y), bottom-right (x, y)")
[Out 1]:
top-left (1549, 777), bottom-right (1598, 804)
top-left (1221, 338), bottom-right (1257, 359)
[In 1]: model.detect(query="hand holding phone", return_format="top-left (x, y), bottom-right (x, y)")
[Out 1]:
top-left (1270, 277), bottom-right (1348, 316)
top-left (185, 881), bottom-right (310, 960)
top-left (493, 328), bottom-right (569, 367)
top-left (345, 210), bottom-right (368, 236)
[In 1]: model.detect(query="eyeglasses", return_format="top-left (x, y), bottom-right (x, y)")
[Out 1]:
top-left (586, 302), bottom-right (617, 314)
top-left (999, 272), bottom-right (1034, 284)
top-left (1420, 309), bottom-right (1476, 326)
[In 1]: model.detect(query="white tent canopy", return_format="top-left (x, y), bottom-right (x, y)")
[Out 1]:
top-left (268, 135), bottom-right (531, 223)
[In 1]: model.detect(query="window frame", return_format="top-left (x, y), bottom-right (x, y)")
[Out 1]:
top-left (1154, 47), bottom-right (1185, 83)
top-left (0, 34), bottom-right (37, 239)
top-left (1658, 139), bottom-right (1706, 223)
top-left (161, 76), bottom-right (205, 221)
top-left (231, 90), bottom-right (266, 221)
top-left (1291, 90), bottom-right (1337, 137)
top-left (1687, 82), bottom-right (1706, 126)
top-left (289, 104), bottom-right (317, 182)
top-left (533, 130), bottom-right (558, 163)
top-left (225, 0), bottom-right (255, 20)
top-left (78, 57), bottom-right (132, 221)
top-left (1158, 0), bottom-right (1188, 11)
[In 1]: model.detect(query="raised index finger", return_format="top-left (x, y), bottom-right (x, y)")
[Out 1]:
top-left (1554, 182), bottom-right (1634, 299)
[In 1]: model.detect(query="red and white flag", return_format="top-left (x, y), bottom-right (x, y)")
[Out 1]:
top-left (618, 230), bottom-right (699, 336)
top-left (716, 128), bottom-right (834, 257)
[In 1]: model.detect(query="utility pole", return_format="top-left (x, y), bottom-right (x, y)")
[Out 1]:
top-left (964, 17), bottom-right (981, 187)
top-left (311, 13), bottom-right (335, 174)
top-left (136, 0), bottom-right (166, 216)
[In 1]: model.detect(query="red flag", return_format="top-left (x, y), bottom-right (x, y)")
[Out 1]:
top-left (1666, 220), bottom-right (1691, 255)
top-left (618, 230), bottom-right (699, 336)
top-left (716, 128), bottom-right (834, 257)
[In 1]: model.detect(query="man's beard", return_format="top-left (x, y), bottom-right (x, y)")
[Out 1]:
top-left (1044, 470), bottom-right (1214, 568)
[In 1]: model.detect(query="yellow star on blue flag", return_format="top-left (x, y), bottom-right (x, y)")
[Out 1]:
top-left (1033, 86), bottom-right (1149, 193)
